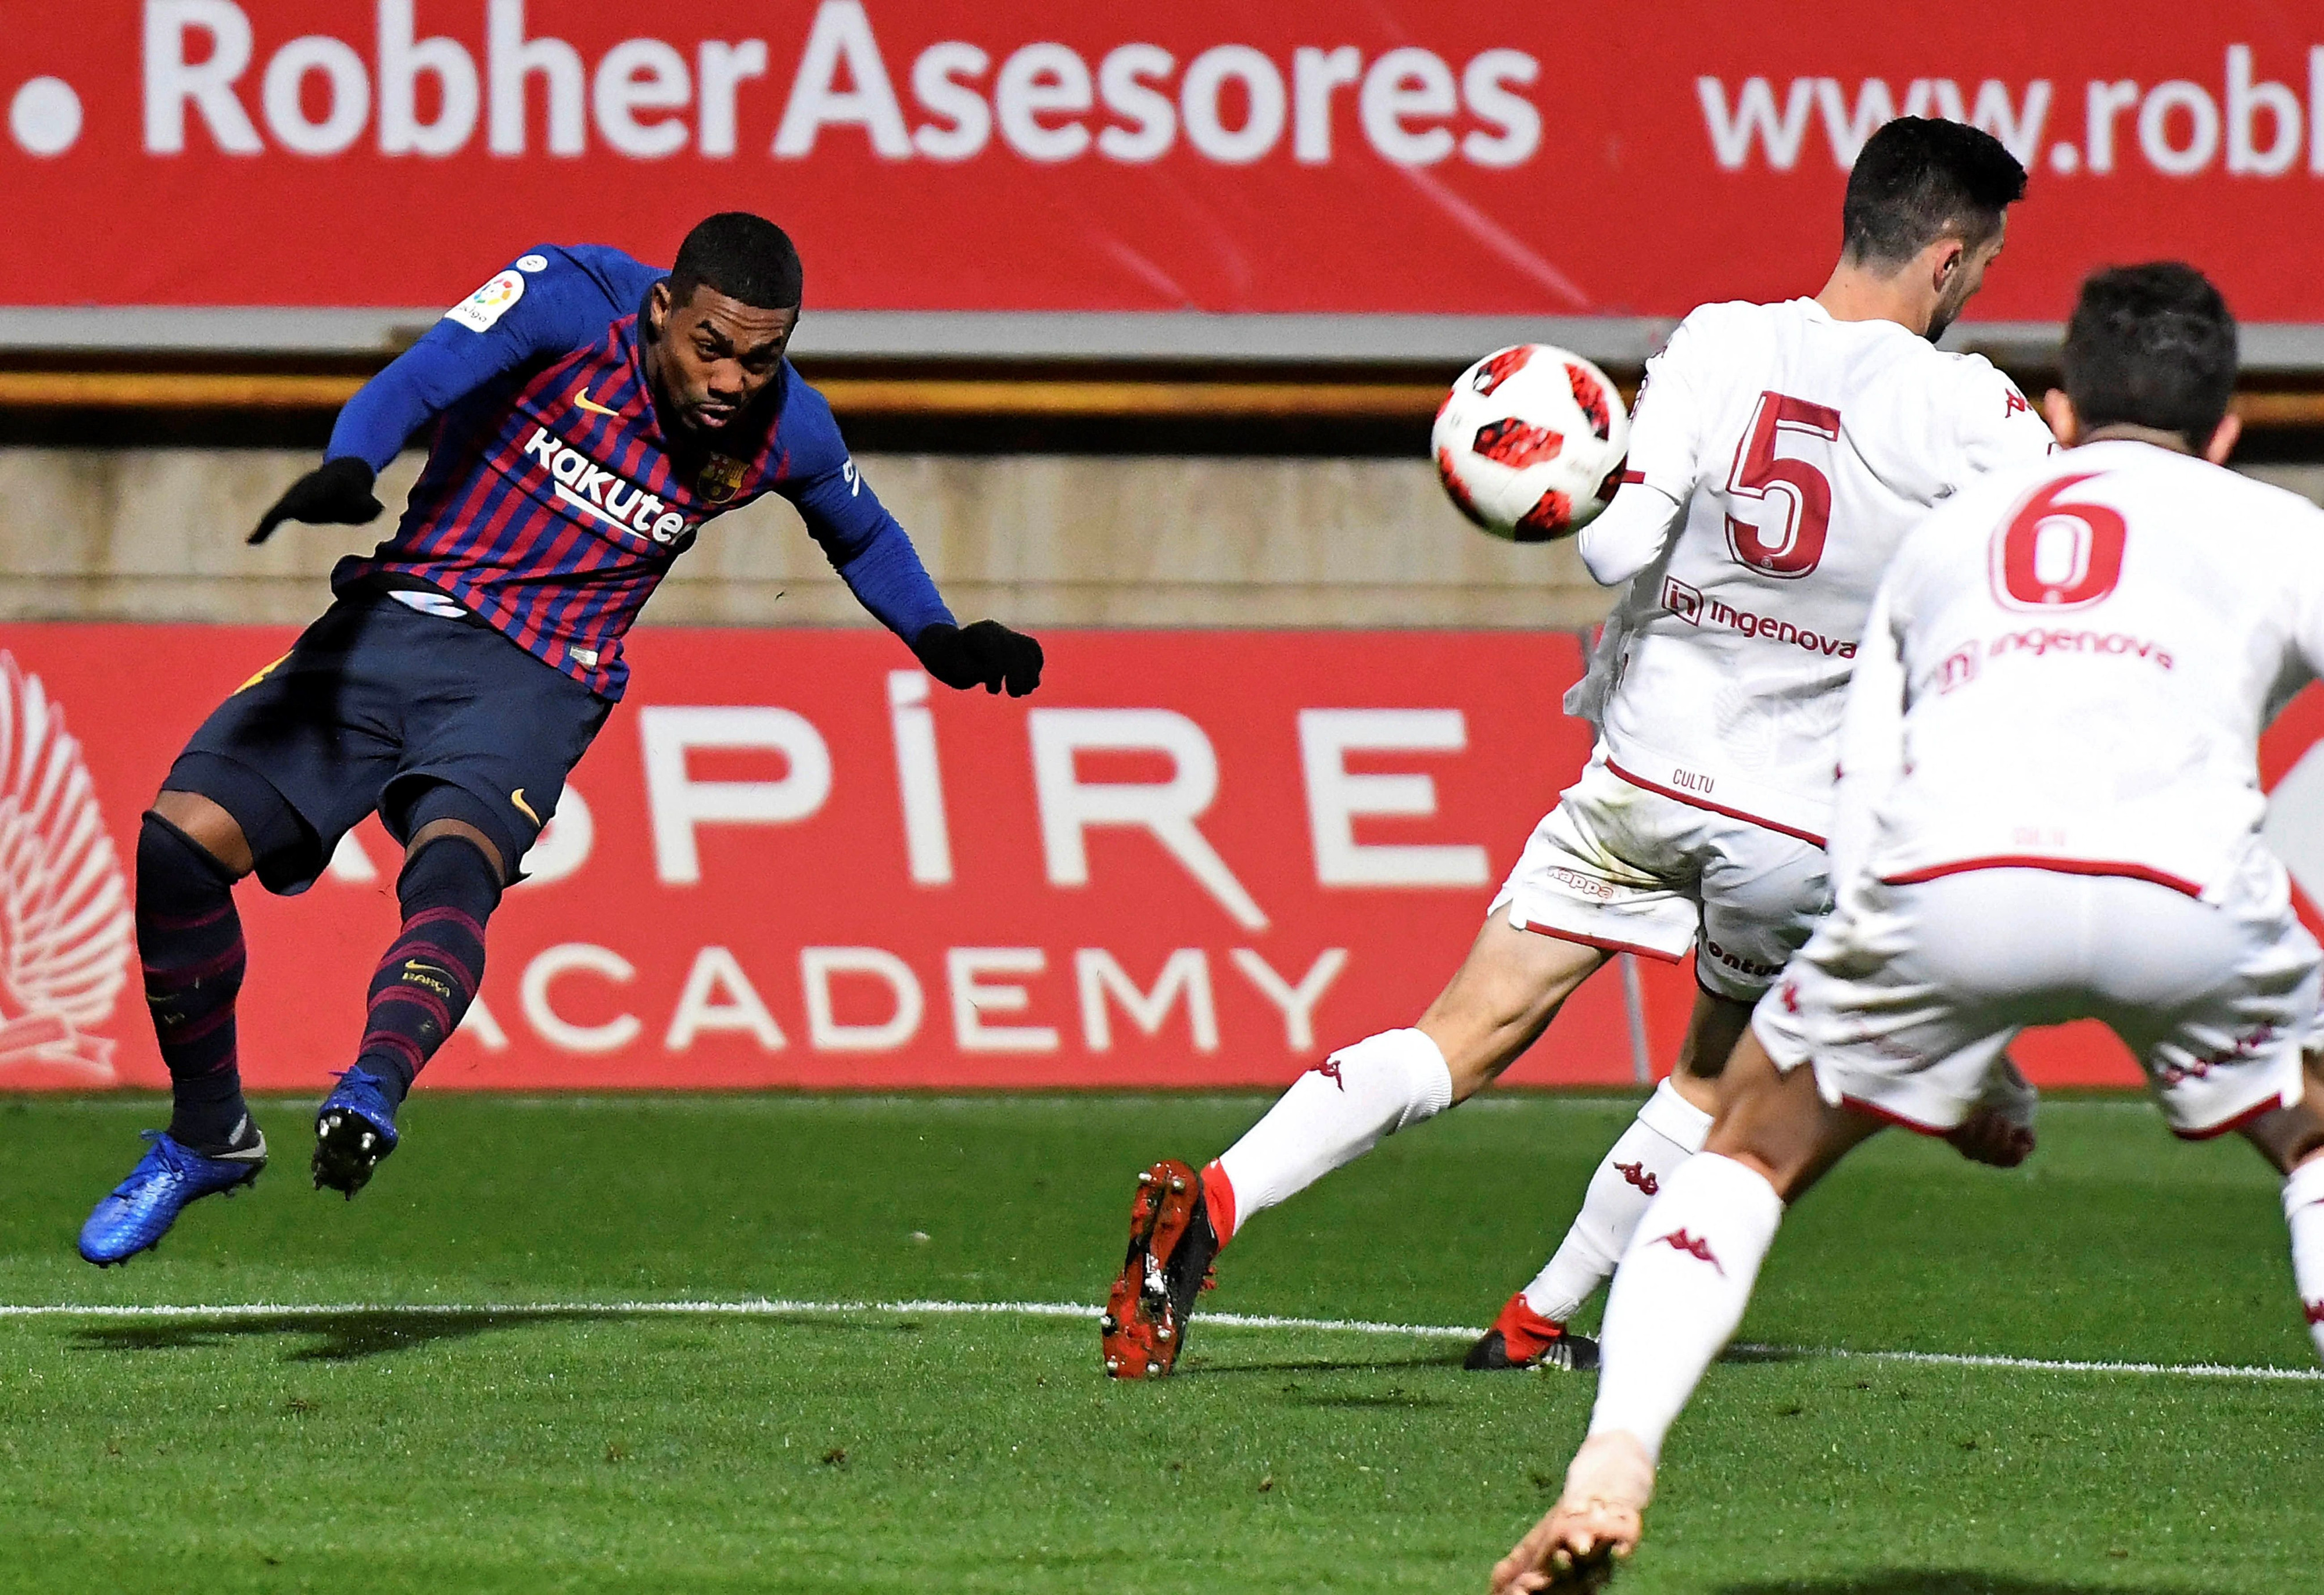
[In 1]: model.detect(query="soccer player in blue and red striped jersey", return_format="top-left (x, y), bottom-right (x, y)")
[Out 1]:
top-left (78, 214), bottom-right (1042, 1266)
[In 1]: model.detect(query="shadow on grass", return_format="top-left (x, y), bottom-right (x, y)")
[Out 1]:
top-left (1279, 1386), bottom-right (1454, 1411)
top-left (72, 1308), bottom-right (918, 1363)
top-left (1716, 1575), bottom-right (2199, 1595)
top-left (1179, 1342), bottom-right (1802, 1381)
top-left (1183, 1351), bottom-right (1464, 1378)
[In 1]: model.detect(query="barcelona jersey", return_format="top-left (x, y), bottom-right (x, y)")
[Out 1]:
top-left (327, 245), bottom-right (950, 699)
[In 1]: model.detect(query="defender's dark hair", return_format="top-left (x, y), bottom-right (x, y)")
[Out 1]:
top-left (2062, 263), bottom-right (2238, 450)
top-left (1842, 117), bottom-right (2027, 269)
top-left (669, 212), bottom-right (804, 311)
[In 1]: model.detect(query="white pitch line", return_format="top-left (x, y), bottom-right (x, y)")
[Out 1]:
top-left (0, 1296), bottom-right (2316, 1383)
top-left (1742, 1343), bottom-right (2324, 1383)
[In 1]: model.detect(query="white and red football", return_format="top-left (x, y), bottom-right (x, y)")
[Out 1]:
top-left (1432, 344), bottom-right (1630, 543)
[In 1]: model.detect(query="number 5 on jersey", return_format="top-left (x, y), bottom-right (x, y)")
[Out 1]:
top-left (1725, 391), bottom-right (1842, 579)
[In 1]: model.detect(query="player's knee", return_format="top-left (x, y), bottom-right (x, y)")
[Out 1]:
top-left (396, 780), bottom-right (515, 883)
top-left (145, 792), bottom-right (254, 881)
top-left (136, 809), bottom-right (242, 913)
top-left (399, 829), bottom-right (506, 919)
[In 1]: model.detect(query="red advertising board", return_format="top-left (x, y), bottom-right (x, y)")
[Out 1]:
top-left (3, 623), bottom-right (1644, 1093)
top-left (1, 2), bottom-right (2321, 321)
top-left (13, 620), bottom-right (2322, 1097)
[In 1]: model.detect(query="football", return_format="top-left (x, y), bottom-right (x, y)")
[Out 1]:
top-left (1432, 344), bottom-right (1631, 543)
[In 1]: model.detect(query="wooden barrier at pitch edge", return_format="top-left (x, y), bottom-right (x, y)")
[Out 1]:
top-left (2, 369), bottom-right (2323, 431)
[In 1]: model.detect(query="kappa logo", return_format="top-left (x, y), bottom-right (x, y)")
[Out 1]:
top-left (1615, 1159), bottom-right (1659, 1196)
top-left (1653, 1228), bottom-right (1723, 1273)
top-left (1311, 1058), bottom-right (1346, 1091)
top-left (521, 426), bottom-right (694, 548)
top-left (0, 653), bottom-right (132, 1084)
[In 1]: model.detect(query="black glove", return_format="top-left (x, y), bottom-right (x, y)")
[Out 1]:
top-left (248, 456), bottom-right (383, 545)
top-left (913, 620), bottom-right (1044, 697)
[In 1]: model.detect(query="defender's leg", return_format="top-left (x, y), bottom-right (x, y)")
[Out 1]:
top-left (1103, 919), bottom-right (1603, 1378)
top-left (2239, 1050), bottom-right (2324, 1362)
top-left (1214, 915), bottom-right (1603, 1232)
top-left (1480, 800), bottom-right (1823, 1374)
top-left (1493, 1033), bottom-right (1883, 1592)
top-left (1477, 989), bottom-right (1746, 1372)
top-left (1499, 867), bottom-right (2056, 1589)
top-left (1104, 755), bottom-right (1698, 1379)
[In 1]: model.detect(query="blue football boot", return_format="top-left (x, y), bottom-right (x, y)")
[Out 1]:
top-left (79, 1124), bottom-right (267, 1266)
top-left (312, 1066), bottom-right (400, 1197)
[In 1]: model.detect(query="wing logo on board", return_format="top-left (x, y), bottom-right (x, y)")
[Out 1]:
top-left (0, 652), bottom-right (132, 1083)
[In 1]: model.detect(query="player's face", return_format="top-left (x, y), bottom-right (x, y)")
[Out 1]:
top-left (1926, 218), bottom-right (2007, 342)
top-left (648, 283), bottom-right (798, 436)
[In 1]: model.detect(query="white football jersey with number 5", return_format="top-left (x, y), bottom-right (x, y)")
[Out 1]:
top-left (1834, 441), bottom-right (2324, 900)
top-left (1572, 297), bottom-right (2056, 843)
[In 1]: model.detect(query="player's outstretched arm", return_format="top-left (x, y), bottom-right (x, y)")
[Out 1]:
top-left (251, 247), bottom-right (614, 544)
top-left (783, 386), bottom-right (1045, 696)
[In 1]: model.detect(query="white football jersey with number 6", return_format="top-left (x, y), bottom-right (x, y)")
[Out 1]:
top-left (1573, 297), bottom-right (2056, 844)
top-left (1834, 441), bottom-right (2324, 901)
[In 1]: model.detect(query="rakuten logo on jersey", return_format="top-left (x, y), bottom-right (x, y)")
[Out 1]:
top-left (1663, 577), bottom-right (1857, 660)
top-left (139, 1), bottom-right (1541, 171)
top-left (520, 427), bottom-right (691, 548)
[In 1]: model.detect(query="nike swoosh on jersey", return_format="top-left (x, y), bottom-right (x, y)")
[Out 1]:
top-left (573, 388), bottom-right (623, 417)
top-left (511, 788), bottom-right (540, 825)
top-left (403, 960), bottom-right (453, 979)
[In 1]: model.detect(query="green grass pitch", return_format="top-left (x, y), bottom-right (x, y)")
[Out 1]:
top-left (1, 1092), bottom-right (2316, 1593)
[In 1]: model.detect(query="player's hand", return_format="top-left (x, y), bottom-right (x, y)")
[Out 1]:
top-left (1490, 1508), bottom-right (1626, 1593)
top-left (1946, 1104), bottom-right (2035, 1168)
top-left (913, 620), bottom-right (1044, 696)
top-left (1948, 1055), bottom-right (2038, 1168)
top-left (248, 457), bottom-right (383, 545)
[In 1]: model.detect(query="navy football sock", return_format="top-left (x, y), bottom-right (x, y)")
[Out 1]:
top-left (136, 814), bottom-right (252, 1154)
top-left (356, 836), bottom-right (501, 1104)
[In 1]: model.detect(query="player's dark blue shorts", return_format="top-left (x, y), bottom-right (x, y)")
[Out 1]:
top-left (168, 592), bottom-right (610, 893)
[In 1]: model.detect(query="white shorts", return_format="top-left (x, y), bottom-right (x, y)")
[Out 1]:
top-left (1753, 853), bottom-right (2319, 1140)
top-left (1491, 748), bottom-right (1831, 1001)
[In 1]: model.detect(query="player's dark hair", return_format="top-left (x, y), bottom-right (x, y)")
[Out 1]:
top-left (669, 212), bottom-right (804, 311)
top-left (1841, 117), bottom-right (2027, 270)
top-left (2061, 263), bottom-right (2238, 451)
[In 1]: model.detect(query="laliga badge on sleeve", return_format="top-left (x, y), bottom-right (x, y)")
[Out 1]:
top-left (446, 270), bottom-right (526, 333)
top-left (698, 455), bottom-right (747, 504)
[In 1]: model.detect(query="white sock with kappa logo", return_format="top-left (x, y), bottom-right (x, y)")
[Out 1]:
top-left (1212, 1028), bottom-right (1453, 1238)
top-left (1587, 1152), bottom-right (1784, 1462)
top-left (2286, 1157), bottom-right (2324, 1364)
top-left (1520, 1077), bottom-right (1713, 1324)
